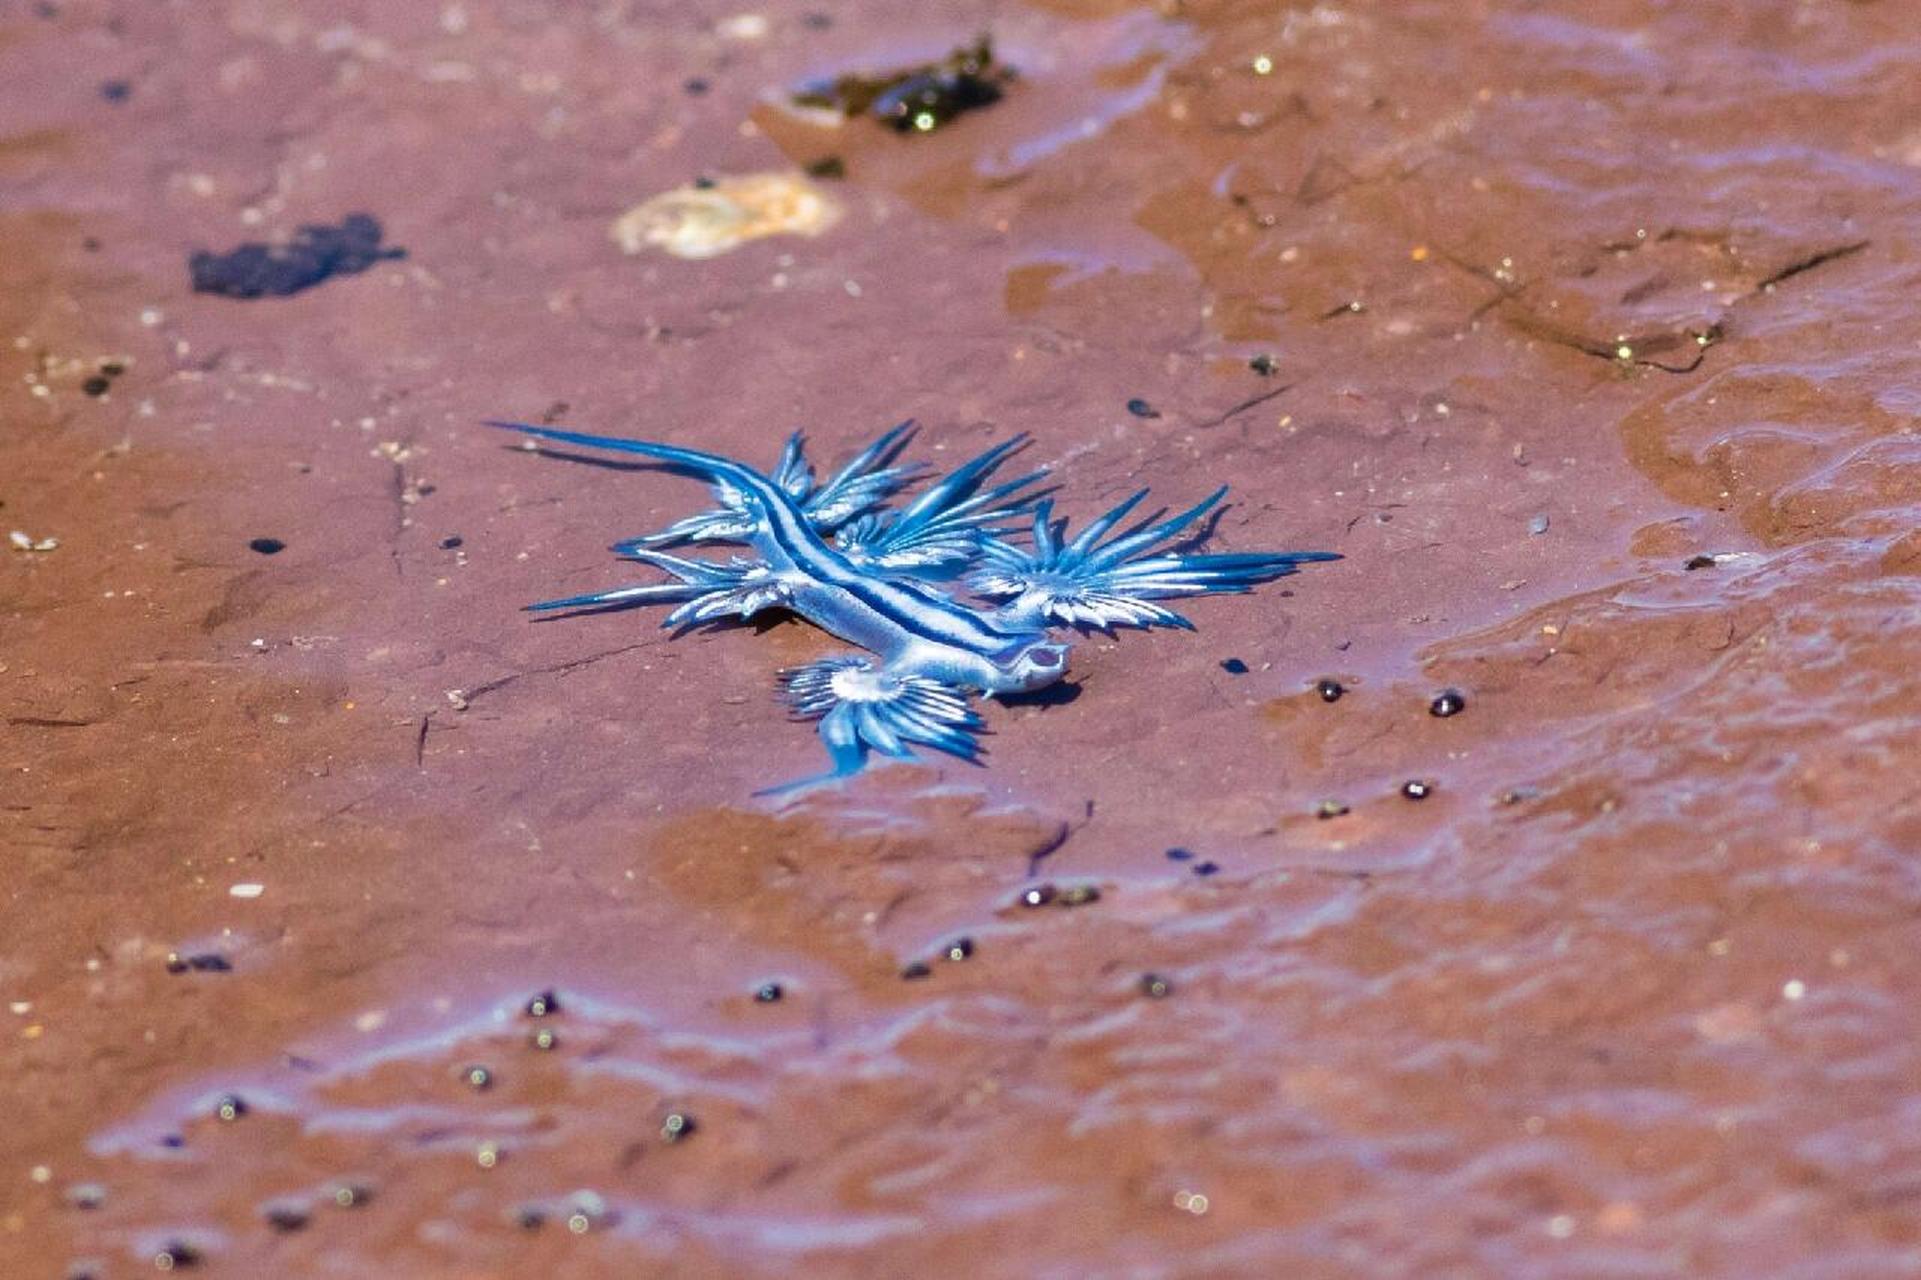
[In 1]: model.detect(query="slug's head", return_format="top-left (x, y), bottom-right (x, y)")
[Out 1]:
top-left (995, 640), bottom-right (1071, 693)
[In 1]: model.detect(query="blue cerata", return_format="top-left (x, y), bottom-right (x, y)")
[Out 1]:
top-left (487, 419), bottom-right (1337, 792)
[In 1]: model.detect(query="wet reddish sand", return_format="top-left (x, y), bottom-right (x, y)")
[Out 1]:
top-left (7, 0), bottom-right (1921, 1274)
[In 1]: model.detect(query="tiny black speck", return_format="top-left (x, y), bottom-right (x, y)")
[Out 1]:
top-left (660, 1111), bottom-right (696, 1143)
top-left (901, 961), bottom-right (933, 980)
top-left (1192, 860), bottom-right (1220, 877)
top-left (1249, 353), bottom-right (1279, 376)
top-left (754, 981), bottom-right (784, 1003)
top-left (166, 951), bottom-right (231, 974)
top-left (1126, 397), bottom-right (1161, 419)
top-left (154, 1241), bottom-right (201, 1270)
top-left (248, 537), bottom-right (285, 555)
top-left (1316, 678), bottom-right (1344, 703)
top-left (1429, 688), bottom-right (1466, 718)
top-left (683, 77), bottom-right (710, 95)
top-left (264, 1205), bottom-right (309, 1233)
top-left (81, 375), bottom-right (111, 397)
top-left (1402, 779), bottom-right (1432, 800)
top-left (1220, 657), bottom-right (1249, 674)
top-left (944, 937), bottom-right (975, 962)
top-left (805, 155), bottom-right (847, 180)
top-left (1140, 973), bottom-right (1172, 998)
top-left (1683, 554), bottom-right (1715, 570)
top-left (524, 989), bottom-right (560, 1017)
top-left (439, 534), bottom-right (464, 550)
top-left (1165, 847), bottom-right (1194, 862)
top-left (99, 79), bottom-right (131, 102)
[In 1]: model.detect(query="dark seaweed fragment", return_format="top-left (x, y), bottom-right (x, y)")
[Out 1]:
top-left (189, 214), bottom-right (404, 299)
top-left (793, 35), bottom-right (1011, 134)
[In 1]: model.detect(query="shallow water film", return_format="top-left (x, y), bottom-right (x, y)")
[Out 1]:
top-left (7, 1), bottom-right (1921, 1276)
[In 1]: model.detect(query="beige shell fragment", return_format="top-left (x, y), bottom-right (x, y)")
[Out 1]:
top-left (610, 173), bottom-right (841, 260)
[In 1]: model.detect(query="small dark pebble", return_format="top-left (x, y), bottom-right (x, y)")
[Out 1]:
top-left (1164, 847), bottom-right (1194, 862)
top-left (99, 79), bottom-right (131, 102)
top-left (1192, 860), bottom-right (1220, 877)
top-left (1140, 973), bottom-right (1172, 998)
top-left (213, 1094), bottom-right (248, 1122)
top-left (524, 989), bottom-right (560, 1017)
top-left (439, 534), bottom-right (463, 550)
top-left (189, 213), bottom-right (404, 300)
top-left (262, 1204), bottom-right (309, 1233)
top-left (1057, 884), bottom-right (1102, 908)
top-left (101, 360), bottom-right (126, 377)
top-left (513, 1205), bottom-right (547, 1231)
top-left (1220, 657), bottom-right (1249, 674)
top-left (530, 1028), bottom-right (558, 1051)
top-left (1401, 779), bottom-right (1432, 800)
top-left (1316, 678), bottom-right (1344, 703)
top-left (247, 537), bottom-right (285, 555)
top-left (692, 175), bottom-right (717, 189)
top-left (683, 77), bottom-right (709, 95)
top-left (1249, 353), bottom-right (1279, 376)
top-left (943, 937), bottom-right (975, 962)
top-left (159, 1134), bottom-right (186, 1149)
top-left (463, 1065), bottom-right (493, 1091)
top-left (153, 1240), bottom-right (201, 1270)
top-left (900, 961), bottom-right (933, 980)
top-left (805, 155), bottom-right (846, 180)
top-left (1683, 553), bottom-right (1716, 570)
top-left (753, 981), bottom-right (784, 1003)
top-left (1429, 688), bottom-right (1466, 718)
top-left (1019, 884), bottom-right (1056, 908)
top-left (81, 375), bottom-right (111, 397)
top-left (1125, 397), bottom-right (1161, 419)
top-left (165, 951), bottom-right (231, 974)
top-left (659, 1111), bottom-right (696, 1143)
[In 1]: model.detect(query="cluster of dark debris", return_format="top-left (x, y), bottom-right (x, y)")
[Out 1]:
top-left (794, 35), bottom-right (1011, 134)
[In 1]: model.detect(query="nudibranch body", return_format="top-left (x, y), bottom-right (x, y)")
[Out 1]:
top-left (487, 419), bottom-right (1337, 791)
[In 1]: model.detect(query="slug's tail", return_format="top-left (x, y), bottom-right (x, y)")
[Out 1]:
top-left (483, 420), bottom-right (774, 497)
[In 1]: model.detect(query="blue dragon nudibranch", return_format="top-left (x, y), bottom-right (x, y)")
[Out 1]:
top-left (487, 419), bottom-right (1337, 791)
